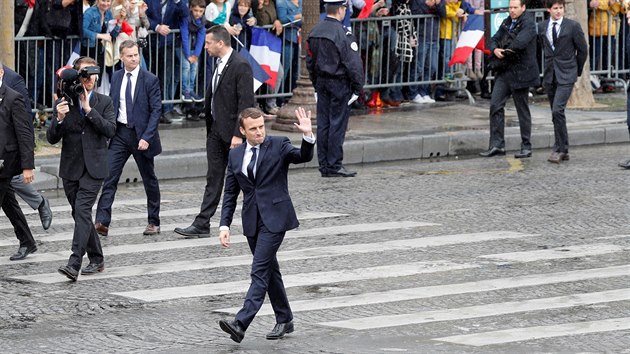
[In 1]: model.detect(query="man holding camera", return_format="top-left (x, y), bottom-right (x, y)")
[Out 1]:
top-left (0, 60), bottom-right (37, 261)
top-left (479, 0), bottom-right (539, 159)
top-left (47, 56), bottom-right (117, 281)
top-left (95, 40), bottom-right (163, 237)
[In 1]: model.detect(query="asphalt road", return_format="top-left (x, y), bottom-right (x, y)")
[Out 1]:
top-left (1, 143), bottom-right (629, 354)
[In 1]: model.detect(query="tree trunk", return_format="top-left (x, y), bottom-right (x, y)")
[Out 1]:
top-left (565, 0), bottom-right (596, 108)
top-left (0, 1), bottom-right (15, 69)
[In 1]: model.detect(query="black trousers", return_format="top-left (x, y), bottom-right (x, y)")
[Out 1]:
top-left (62, 170), bottom-right (104, 270)
top-left (544, 80), bottom-right (574, 154)
top-left (488, 75), bottom-right (532, 150)
top-left (315, 78), bottom-right (352, 174)
top-left (235, 214), bottom-right (292, 330)
top-left (193, 130), bottom-right (231, 229)
top-left (0, 177), bottom-right (36, 249)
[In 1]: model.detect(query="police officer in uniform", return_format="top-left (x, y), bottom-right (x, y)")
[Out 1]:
top-left (307, 0), bottom-right (364, 177)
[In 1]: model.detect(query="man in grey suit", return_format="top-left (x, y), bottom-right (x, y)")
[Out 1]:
top-left (48, 56), bottom-right (117, 281)
top-left (539, 0), bottom-right (587, 163)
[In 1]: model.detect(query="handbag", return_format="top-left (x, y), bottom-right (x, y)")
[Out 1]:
top-left (45, 0), bottom-right (73, 38)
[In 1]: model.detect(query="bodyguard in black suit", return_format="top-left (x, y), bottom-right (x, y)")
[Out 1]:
top-left (0, 63), bottom-right (37, 261)
top-left (95, 40), bottom-right (163, 237)
top-left (47, 56), bottom-right (116, 280)
top-left (217, 107), bottom-right (315, 343)
top-left (174, 25), bottom-right (255, 238)
top-left (539, 0), bottom-right (587, 163)
top-left (479, 0), bottom-right (539, 159)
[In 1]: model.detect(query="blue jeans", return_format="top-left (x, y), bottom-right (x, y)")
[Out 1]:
top-left (409, 40), bottom-right (439, 98)
top-left (181, 58), bottom-right (199, 95)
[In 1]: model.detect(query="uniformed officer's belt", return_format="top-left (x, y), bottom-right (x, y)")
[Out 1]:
top-left (318, 74), bottom-right (344, 80)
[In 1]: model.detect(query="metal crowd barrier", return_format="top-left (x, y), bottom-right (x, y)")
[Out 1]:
top-left (12, 10), bottom-right (630, 113)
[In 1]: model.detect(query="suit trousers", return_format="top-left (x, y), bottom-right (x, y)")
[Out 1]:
top-left (11, 174), bottom-right (43, 210)
top-left (544, 80), bottom-right (574, 153)
top-left (0, 178), bottom-right (36, 248)
top-left (193, 130), bottom-right (230, 229)
top-left (235, 215), bottom-right (292, 330)
top-left (488, 75), bottom-right (532, 150)
top-left (315, 78), bottom-right (352, 174)
top-left (96, 125), bottom-right (161, 226)
top-left (63, 170), bottom-right (104, 270)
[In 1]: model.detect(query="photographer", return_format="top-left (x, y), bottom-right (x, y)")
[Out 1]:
top-left (479, 0), bottom-right (539, 159)
top-left (47, 56), bottom-right (116, 281)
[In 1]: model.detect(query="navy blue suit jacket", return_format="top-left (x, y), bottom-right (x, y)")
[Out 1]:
top-left (220, 136), bottom-right (314, 236)
top-left (146, 0), bottom-right (189, 46)
top-left (110, 68), bottom-right (163, 158)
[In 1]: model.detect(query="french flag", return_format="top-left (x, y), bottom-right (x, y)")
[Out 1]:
top-left (448, 15), bottom-right (490, 67)
top-left (239, 47), bottom-right (270, 92)
top-left (249, 27), bottom-right (282, 89)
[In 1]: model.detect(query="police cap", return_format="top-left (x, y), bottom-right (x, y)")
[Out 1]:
top-left (323, 0), bottom-right (348, 5)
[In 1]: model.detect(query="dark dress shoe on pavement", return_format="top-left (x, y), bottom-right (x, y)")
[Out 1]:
top-left (94, 222), bottom-right (109, 236)
top-left (479, 147), bottom-right (506, 157)
top-left (219, 319), bottom-right (245, 343)
top-left (266, 321), bottom-right (294, 340)
top-left (514, 149), bottom-right (532, 158)
top-left (618, 159), bottom-right (630, 169)
top-left (9, 244), bottom-right (37, 261)
top-left (143, 224), bottom-right (160, 235)
top-left (58, 265), bottom-right (79, 281)
top-left (38, 197), bottom-right (53, 230)
top-left (81, 262), bottom-right (105, 275)
top-left (174, 225), bottom-right (210, 238)
top-left (548, 151), bottom-right (568, 163)
top-left (324, 166), bottom-right (357, 177)
top-left (159, 115), bottom-right (172, 124)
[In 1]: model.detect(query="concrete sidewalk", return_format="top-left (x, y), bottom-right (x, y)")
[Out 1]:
top-left (32, 93), bottom-right (629, 190)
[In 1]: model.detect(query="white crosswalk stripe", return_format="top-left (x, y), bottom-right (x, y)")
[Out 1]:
top-left (2, 197), bottom-right (628, 349)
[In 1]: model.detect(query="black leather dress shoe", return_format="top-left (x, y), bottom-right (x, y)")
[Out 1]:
top-left (514, 149), bottom-right (532, 158)
top-left (58, 265), bottom-right (79, 281)
top-left (9, 244), bottom-right (37, 261)
top-left (323, 166), bottom-right (357, 177)
top-left (174, 225), bottom-right (210, 238)
top-left (219, 319), bottom-right (245, 343)
top-left (81, 262), bottom-right (105, 275)
top-left (479, 147), bottom-right (506, 157)
top-left (266, 321), bottom-right (294, 340)
top-left (38, 197), bottom-right (53, 230)
top-left (618, 159), bottom-right (630, 169)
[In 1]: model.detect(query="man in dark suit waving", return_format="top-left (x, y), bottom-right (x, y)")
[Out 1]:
top-left (47, 56), bottom-right (117, 280)
top-left (174, 25), bottom-right (255, 238)
top-left (95, 40), bottom-right (163, 237)
top-left (217, 107), bottom-right (315, 343)
top-left (539, 0), bottom-right (587, 163)
top-left (0, 61), bottom-right (37, 261)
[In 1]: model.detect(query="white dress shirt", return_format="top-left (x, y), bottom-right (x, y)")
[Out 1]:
top-left (547, 17), bottom-right (563, 50)
top-left (118, 65), bottom-right (140, 124)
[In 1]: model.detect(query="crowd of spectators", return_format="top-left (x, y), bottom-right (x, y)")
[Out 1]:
top-left (11, 0), bottom-right (630, 118)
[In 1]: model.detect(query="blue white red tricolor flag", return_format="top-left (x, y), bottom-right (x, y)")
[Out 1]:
top-left (249, 27), bottom-right (282, 89)
top-left (448, 15), bottom-right (490, 67)
top-left (239, 47), bottom-right (270, 92)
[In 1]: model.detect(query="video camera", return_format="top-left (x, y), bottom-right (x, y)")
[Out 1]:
top-left (55, 65), bottom-right (100, 104)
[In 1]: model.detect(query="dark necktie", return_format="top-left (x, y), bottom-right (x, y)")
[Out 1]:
top-left (247, 147), bottom-right (257, 182)
top-left (552, 22), bottom-right (558, 48)
top-left (508, 21), bottom-right (515, 32)
top-left (212, 58), bottom-right (222, 93)
top-left (125, 72), bottom-right (134, 127)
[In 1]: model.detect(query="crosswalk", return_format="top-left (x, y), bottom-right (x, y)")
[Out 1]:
top-left (1, 198), bottom-right (628, 350)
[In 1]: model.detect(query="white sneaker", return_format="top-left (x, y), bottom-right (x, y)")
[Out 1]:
top-left (412, 94), bottom-right (426, 104)
top-left (422, 95), bottom-right (435, 103)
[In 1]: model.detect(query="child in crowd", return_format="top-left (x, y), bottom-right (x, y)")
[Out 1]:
top-left (229, 0), bottom-right (257, 50)
top-left (181, 0), bottom-right (207, 102)
top-left (205, 0), bottom-right (232, 28)
top-left (464, 0), bottom-right (484, 80)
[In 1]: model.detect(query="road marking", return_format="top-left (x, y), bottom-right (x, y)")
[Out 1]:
top-left (595, 235), bottom-right (630, 240)
top-left (434, 317), bottom-right (630, 346)
top-left (12, 230), bottom-right (530, 283)
top-left (0, 211), bottom-right (348, 245)
top-left (6, 199), bottom-right (175, 216)
top-left (478, 243), bottom-right (625, 262)
top-left (318, 289), bottom-right (630, 330)
top-left (0, 209), bottom-right (345, 231)
top-left (112, 261), bottom-right (477, 302)
top-left (0, 221), bottom-right (424, 266)
top-left (214, 265), bottom-right (630, 315)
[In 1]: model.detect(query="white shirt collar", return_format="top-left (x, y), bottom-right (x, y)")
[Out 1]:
top-left (126, 64), bottom-right (141, 77)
